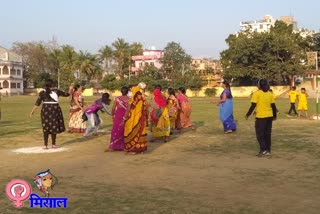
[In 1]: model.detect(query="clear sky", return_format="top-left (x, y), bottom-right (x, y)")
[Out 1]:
top-left (0, 0), bottom-right (319, 58)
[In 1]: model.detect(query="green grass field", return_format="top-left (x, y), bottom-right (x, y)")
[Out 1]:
top-left (0, 95), bottom-right (319, 214)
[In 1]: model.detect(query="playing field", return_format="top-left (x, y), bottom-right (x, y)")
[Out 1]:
top-left (0, 95), bottom-right (319, 214)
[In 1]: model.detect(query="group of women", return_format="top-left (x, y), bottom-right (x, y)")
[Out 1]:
top-left (30, 79), bottom-right (276, 157)
top-left (107, 83), bottom-right (193, 154)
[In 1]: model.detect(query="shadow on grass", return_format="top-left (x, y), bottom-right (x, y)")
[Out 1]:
top-left (146, 121), bottom-right (205, 153)
top-left (60, 124), bottom-right (113, 147)
top-left (0, 127), bottom-right (40, 138)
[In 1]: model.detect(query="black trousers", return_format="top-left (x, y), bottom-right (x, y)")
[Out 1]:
top-left (288, 103), bottom-right (297, 115)
top-left (43, 132), bottom-right (57, 146)
top-left (255, 117), bottom-right (273, 152)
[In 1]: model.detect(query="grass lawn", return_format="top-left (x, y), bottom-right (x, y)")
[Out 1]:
top-left (0, 95), bottom-right (319, 214)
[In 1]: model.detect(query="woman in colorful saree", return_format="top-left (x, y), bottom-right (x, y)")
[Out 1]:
top-left (124, 86), bottom-right (148, 154)
top-left (68, 85), bottom-right (86, 133)
top-left (176, 87), bottom-right (193, 133)
top-left (106, 86), bottom-right (129, 152)
top-left (167, 87), bottom-right (180, 134)
top-left (217, 80), bottom-right (236, 134)
top-left (150, 87), bottom-right (170, 142)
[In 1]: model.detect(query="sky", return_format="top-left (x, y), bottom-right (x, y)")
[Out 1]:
top-left (0, 0), bottom-right (319, 58)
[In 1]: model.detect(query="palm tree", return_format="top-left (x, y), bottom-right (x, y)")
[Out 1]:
top-left (48, 48), bottom-right (61, 79)
top-left (76, 51), bottom-right (101, 82)
top-left (112, 38), bottom-right (130, 78)
top-left (130, 42), bottom-right (143, 56)
top-left (58, 45), bottom-right (77, 88)
top-left (98, 45), bottom-right (114, 75)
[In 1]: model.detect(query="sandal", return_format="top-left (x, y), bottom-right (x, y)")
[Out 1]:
top-left (52, 145), bottom-right (60, 149)
top-left (43, 146), bottom-right (49, 150)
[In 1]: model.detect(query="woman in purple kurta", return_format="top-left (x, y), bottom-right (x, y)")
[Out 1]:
top-left (106, 86), bottom-right (129, 151)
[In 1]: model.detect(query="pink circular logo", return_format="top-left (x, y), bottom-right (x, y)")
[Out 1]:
top-left (6, 180), bottom-right (31, 208)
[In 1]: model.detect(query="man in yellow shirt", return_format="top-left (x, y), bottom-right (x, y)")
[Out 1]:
top-left (287, 86), bottom-right (298, 116)
top-left (245, 79), bottom-right (277, 157)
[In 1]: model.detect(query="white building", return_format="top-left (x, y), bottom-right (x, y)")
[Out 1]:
top-left (240, 15), bottom-right (276, 33)
top-left (240, 15), bottom-right (301, 33)
top-left (240, 15), bottom-right (318, 38)
top-left (0, 46), bottom-right (24, 94)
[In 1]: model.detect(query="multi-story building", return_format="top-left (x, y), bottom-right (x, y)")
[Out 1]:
top-left (0, 46), bottom-right (24, 94)
top-left (240, 15), bottom-right (315, 38)
top-left (192, 58), bottom-right (222, 86)
top-left (240, 15), bottom-right (276, 33)
top-left (131, 48), bottom-right (164, 75)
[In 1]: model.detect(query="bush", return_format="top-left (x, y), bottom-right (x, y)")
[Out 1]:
top-left (204, 88), bottom-right (217, 97)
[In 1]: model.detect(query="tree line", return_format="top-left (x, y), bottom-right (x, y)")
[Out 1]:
top-left (11, 22), bottom-right (320, 92)
top-left (11, 39), bottom-right (204, 92)
top-left (220, 21), bottom-right (320, 86)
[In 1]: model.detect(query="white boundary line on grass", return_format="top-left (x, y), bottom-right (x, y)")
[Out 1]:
top-left (12, 147), bottom-right (69, 154)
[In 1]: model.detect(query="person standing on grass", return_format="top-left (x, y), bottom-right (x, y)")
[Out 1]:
top-left (83, 93), bottom-right (112, 137)
top-left (176, 87), bottom-right (193, 134)
top-left (68, 84), bottom-right (86, 133)
top-left (167, 87), bottom-right (180, 135)
top-left (149, 86), bottom-right (170, 142)
top-left (297, 88), bottom-right (308, 118)
top-left (245, 79), bottom-right (277, 157)
top-left (287, 86), bottom-right (298, 117)
top-left (29, 79), bottom-right (73, 149)
top-left (123, 86), bottom-right (148, 154)
top-left (213, 80), bottom-right (236, 134)
top-left (105, 86), bottom-right (129, 152)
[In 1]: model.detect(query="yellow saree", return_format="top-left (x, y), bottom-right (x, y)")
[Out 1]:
top-left (124, 87), bottom-right (148, 152)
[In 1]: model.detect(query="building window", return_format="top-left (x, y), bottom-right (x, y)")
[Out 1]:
top-left (3, 66), bottom-right (9, 75)
top-left (150, 62), bottom-right (154, 66)
top-left (145, 62), bottom-right (149, 66)
top-left (260, 24), bottom-right (263, 29)
top-left (139, 62), bottom-right (143, 67)
top-left (11, 69), bottom-right (16, 75)
top-left (17, 83), bottom-right (21, 88)
top-left (17, 69), bottom-right (21, 75)
top-left (11, 82), bottom-right (16, 88)
top-left (3, 80), bottom-right (9, 88)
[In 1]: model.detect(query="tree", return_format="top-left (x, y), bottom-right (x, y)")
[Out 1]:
top-left (12, 42), bottom-right (50, 88)
top-left (100, 74), bottom-right (119, 91)
top-left (179, 70), bottom-right (205, 91)
top-left (161, 42), bottom-right (192, 87)
top-left (220, 21), bottom-right (308, 86)
top-left (129, 42), bottom-right (143, 56)
top-left (112, 38), bottom-right (130, 78)
top-left (313, 33), bottom-right (320, 52)
top-left (48, 48), bottom-right (61, 82)
top-left (138, 64), bottom-right (163, 80)
top-left (98, 45), bottom-right (114, 75)
top-left (76, 51), bottom-right (95, 80)
top-left (58, 45), bottom-right (77, 89)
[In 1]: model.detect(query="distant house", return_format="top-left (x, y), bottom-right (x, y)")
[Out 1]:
top-left (192, 58), bottom-right (222, 87)
top-left (131, 49), bottom-right (164, 75)
top-left (0, 46), bottom-right (24, 94)
top-left (240, 15), bottom-right (316, 38)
